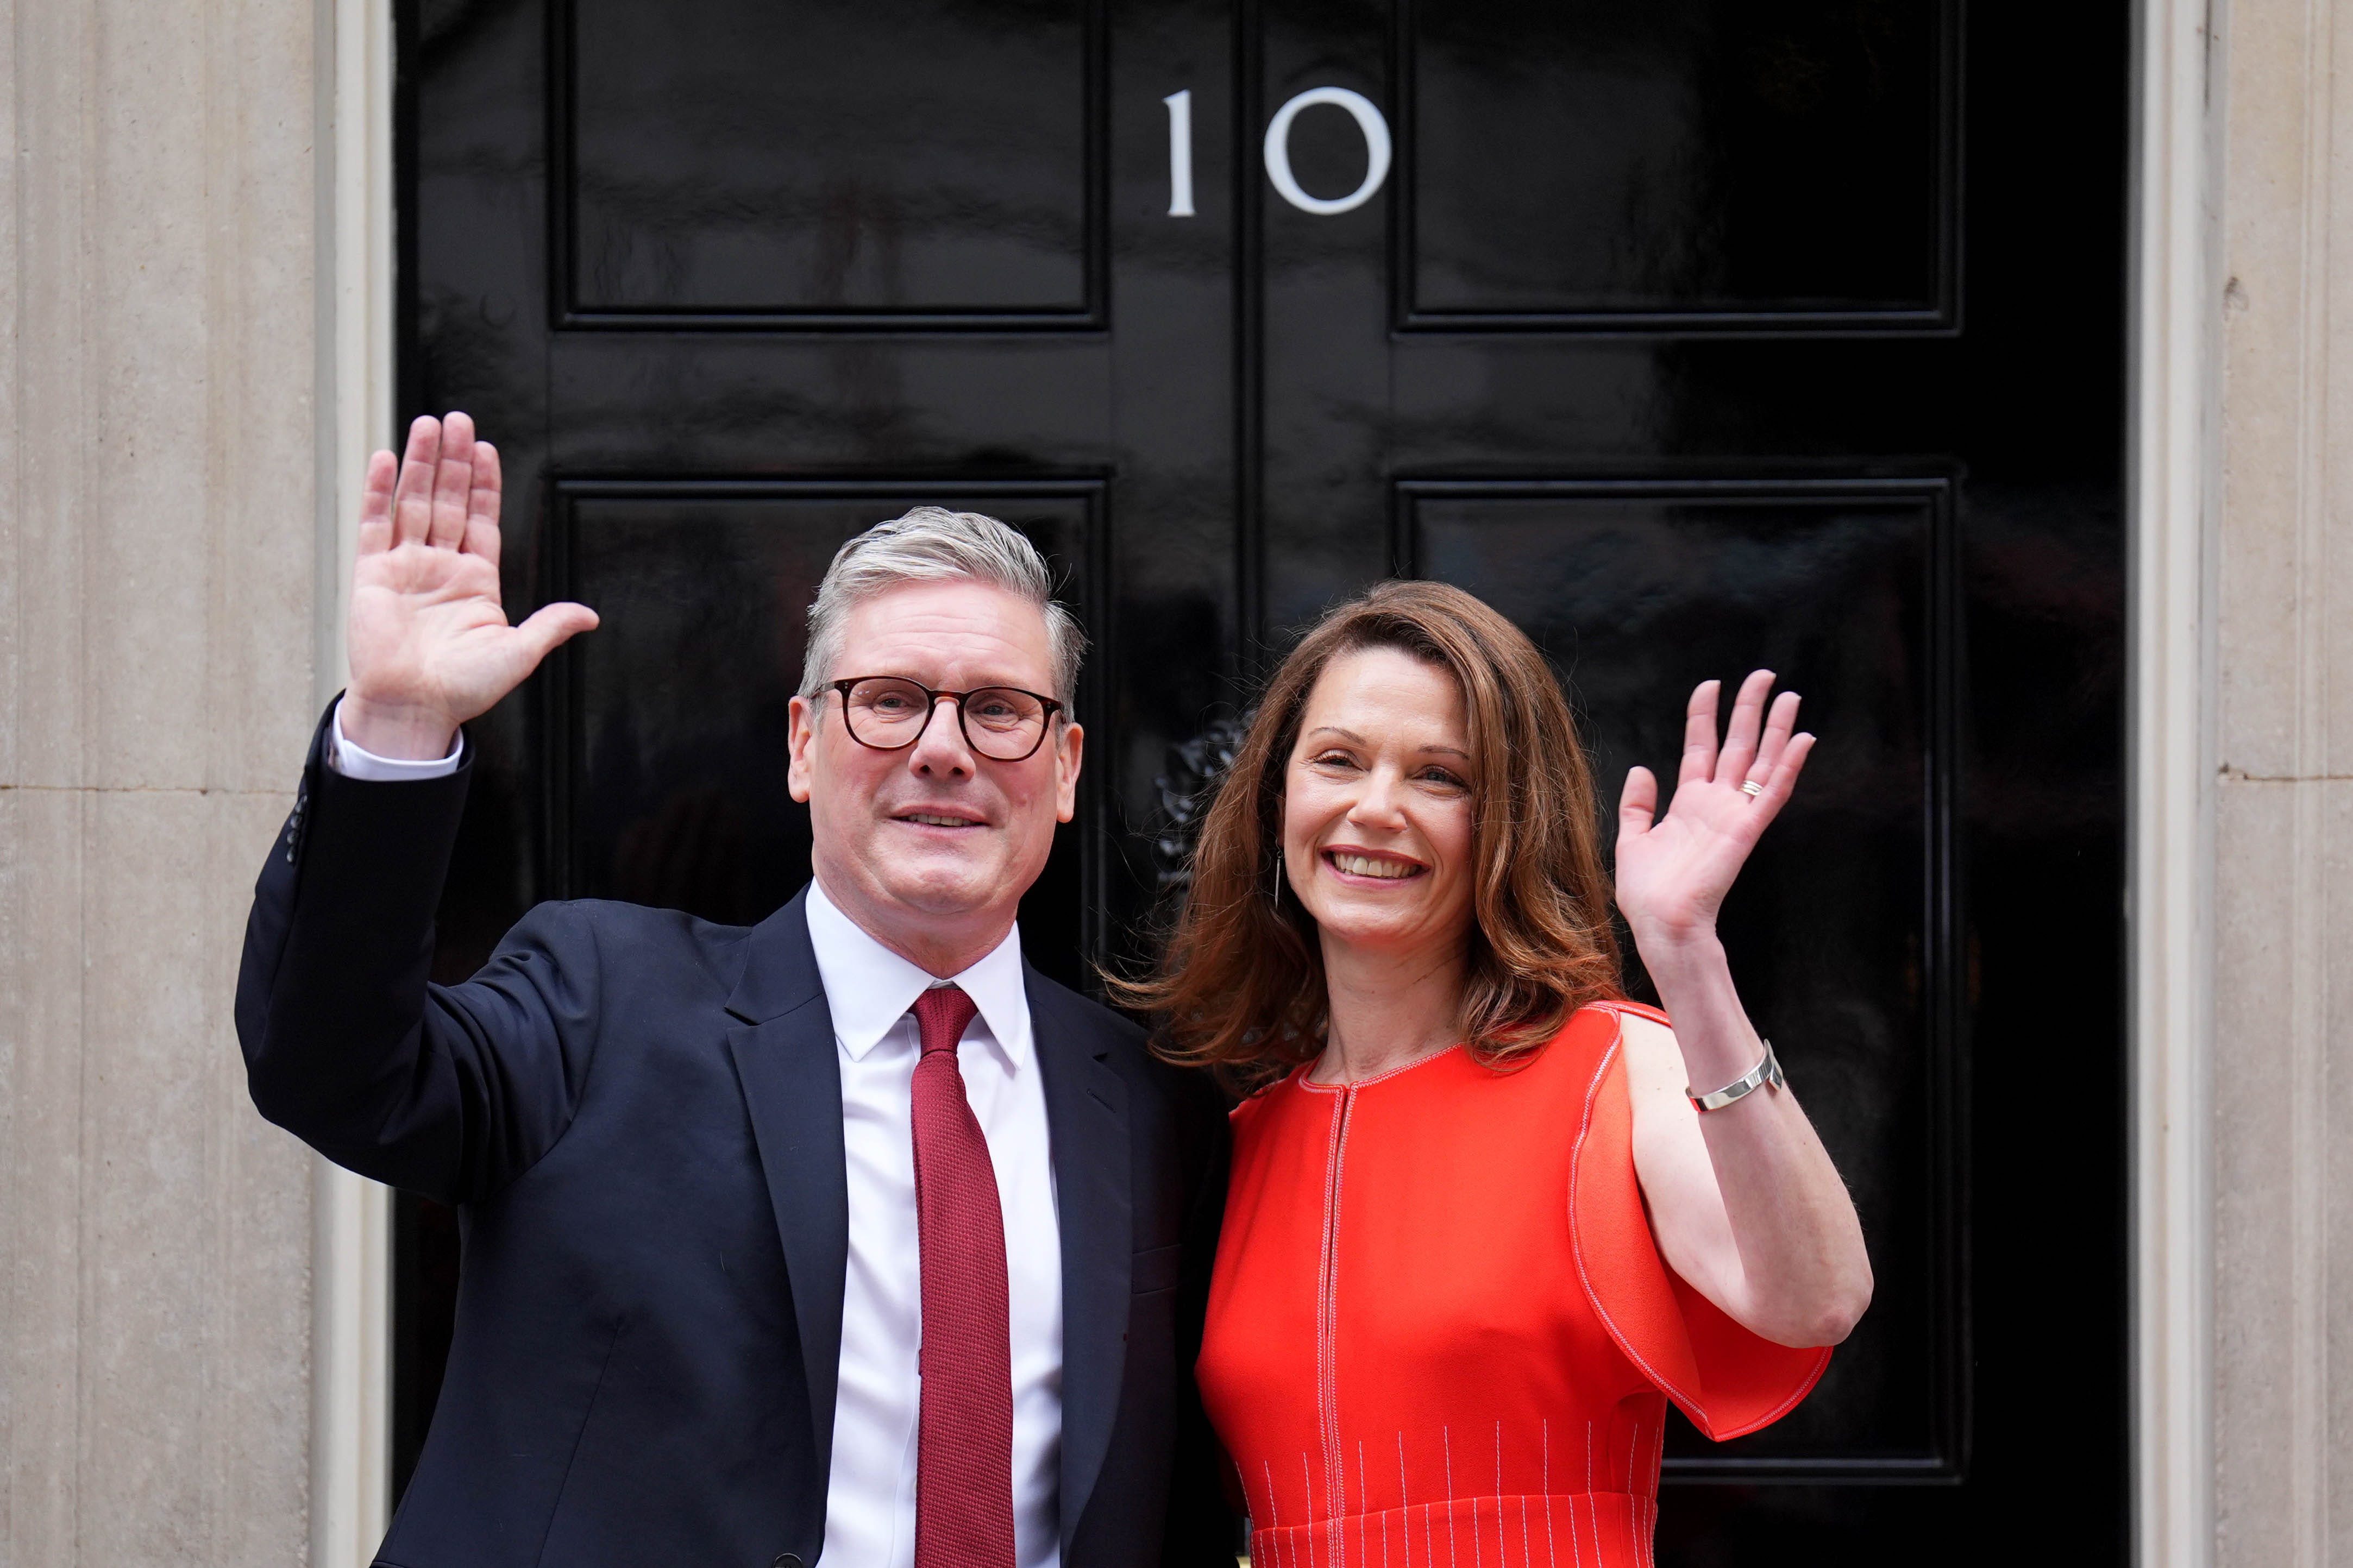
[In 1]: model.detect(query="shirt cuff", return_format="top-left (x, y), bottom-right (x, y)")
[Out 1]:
top-left (329, 698), bottom-right (465, 781)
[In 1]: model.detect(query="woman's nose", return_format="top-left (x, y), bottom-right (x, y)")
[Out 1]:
top-left (1347, 767), bottom-right (1410, 824)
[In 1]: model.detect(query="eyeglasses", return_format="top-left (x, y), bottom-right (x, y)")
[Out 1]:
top-left (830, 676), bottom-right (1065, 762)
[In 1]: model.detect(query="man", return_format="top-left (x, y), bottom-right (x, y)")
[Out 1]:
top-left (237, 413), bottom-right (1234, 1568)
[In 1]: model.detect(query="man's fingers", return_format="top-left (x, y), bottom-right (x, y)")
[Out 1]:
top-left (1619, 764), bottom-right (1659, 839)
top-left (356, 450), bottom-right (398, 557)
top-left (514, 602), bottom-right (600, 666)
top-left (1678, 679), bottom-right (1722, 788)
top-left (428, 411), bottom-right (476, 550)
top-left (462, 440), bottom-right (503, 563)
top-left (392, 415), bottom-right (441, 546)
top-left (1716, 669), bottom-right (1777, 786)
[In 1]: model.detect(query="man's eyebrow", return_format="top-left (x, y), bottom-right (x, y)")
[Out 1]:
top-left (1303, 725), bottom-right (1471, 760)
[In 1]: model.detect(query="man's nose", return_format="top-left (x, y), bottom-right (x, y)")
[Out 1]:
top-left (905, 694), bottom-right (976, 776)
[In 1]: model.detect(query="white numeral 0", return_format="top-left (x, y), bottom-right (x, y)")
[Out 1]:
top-left (1263, 86), bottom-right (1390, 216)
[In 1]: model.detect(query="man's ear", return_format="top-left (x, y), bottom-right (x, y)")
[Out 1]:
top-left (1054, 720), bottom-right (1084, 823)
top-left (787, 693), bottom-right (816, 804)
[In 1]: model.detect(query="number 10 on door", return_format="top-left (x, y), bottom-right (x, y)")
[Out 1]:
top-left (1164, 87), bottom-right (1395, 218)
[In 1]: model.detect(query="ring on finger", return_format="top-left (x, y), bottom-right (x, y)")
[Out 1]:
top-left (1739, 778), bottom-right (1765, 798)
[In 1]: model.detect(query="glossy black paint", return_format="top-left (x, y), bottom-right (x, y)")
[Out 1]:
top-left (1411, 478), bottom-right (1959, 1479)
top-left (398, 0), bottom-right (2128, 1557)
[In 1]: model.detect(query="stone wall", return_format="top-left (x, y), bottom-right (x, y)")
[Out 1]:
top-left (2212, 1), bottom-right (2353, 1560)
top-left (2, 0), bottom-right (2350, 1564)
top-left (0, 0), bottom-right (324, 1561)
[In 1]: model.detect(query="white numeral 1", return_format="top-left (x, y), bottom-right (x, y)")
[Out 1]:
top-left (1164, 89), bottom-right (1196, 217)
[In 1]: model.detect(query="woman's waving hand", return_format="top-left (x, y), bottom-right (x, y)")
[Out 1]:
top-left (1612, 669), bottom-right (1872, 1350)
top-left (1614, 670), bottom-right (1814, 949)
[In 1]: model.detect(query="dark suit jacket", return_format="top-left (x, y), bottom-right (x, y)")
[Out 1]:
top-left (236, 706), bottom-right (1234, 1568)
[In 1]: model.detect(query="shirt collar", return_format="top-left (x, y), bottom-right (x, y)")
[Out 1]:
top-left (802, 877), bottom-right (1033, 1074)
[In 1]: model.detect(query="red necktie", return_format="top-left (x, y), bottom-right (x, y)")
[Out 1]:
top-left (909, 985), bottom-right (1017, 1568)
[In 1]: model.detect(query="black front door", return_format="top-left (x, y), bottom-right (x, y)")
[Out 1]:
top-left (399, 0), bottom-right (2129, 1558)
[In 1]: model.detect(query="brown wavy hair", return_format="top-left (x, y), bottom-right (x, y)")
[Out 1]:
top-left (1117, 581), bottom-right (1623, 1093)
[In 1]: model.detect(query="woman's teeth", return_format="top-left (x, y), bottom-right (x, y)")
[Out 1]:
top-left (1331, 852), bottom-right (1419, 879)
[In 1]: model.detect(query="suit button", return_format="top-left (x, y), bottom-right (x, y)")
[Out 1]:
top-left (772, 1555), bottom-right (804, 1568)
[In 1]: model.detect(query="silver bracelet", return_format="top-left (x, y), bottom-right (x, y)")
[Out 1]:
top-left (1687, 1040), bottom-right (1785, 1112)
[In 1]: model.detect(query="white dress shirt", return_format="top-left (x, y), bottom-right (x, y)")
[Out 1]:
top-left (328, 700), bottom-right (466, 780)
top-left (329, 701), bottom-right (1066, 1568)
top-left (804, 880), bottom-right (1063, 1568)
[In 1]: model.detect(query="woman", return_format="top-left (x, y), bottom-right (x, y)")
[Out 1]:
top-left (1131, 582), bottom-right (1871, 1566)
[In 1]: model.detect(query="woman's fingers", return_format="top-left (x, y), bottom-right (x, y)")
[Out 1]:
top-left (427, 412), bottom-right (476, 550)
top-left (1619, 764), bottom-right (1659, 838)
top-left (1715, 669), bottom-right (1777, 788)
top-left (1747, 689), bottom-right (1802, 785)
top-left (1749, 731), bottom-right (1815, 823)
top-left (1678, 679), bottom-right (1722, 788)
top-left (356, 449), bottom-right (398, 557)
top-left (391, 415), bottom-right (441, 545)
top-left (464, 440), bottom-right (504, 563)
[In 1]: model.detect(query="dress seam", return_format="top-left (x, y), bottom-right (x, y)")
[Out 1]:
top-left (1315, 1085), bottom-right (1355, 1566)
top-left (1294, 1043), bottom-right (1466, 1094)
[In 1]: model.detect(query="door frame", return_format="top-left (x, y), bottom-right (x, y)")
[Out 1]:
top-left (312, 2), bottom-right (398, 1565)
top-left (316, 2), bottom-right (2215, 1561)
top-left (2128, 0), bottom-right (2217, 1565)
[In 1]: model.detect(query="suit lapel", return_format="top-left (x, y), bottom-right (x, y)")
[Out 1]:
top-left (725, 905), bottom-right (1138, 1544)
top-left (724, 887), bottom-right (851, 1473)
top-left (1027, 968), bottom-right (1132, 1554)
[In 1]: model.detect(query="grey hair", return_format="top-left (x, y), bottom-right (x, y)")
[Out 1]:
top-left (798, 506), bottom-right (1087, 709)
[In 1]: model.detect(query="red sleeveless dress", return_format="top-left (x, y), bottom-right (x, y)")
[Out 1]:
top-left (1195, 1002), bottom-right (1830, 1568)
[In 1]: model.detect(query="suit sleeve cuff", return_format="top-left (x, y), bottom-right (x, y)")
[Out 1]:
top-left (329, 697), bottom-right (465, 781)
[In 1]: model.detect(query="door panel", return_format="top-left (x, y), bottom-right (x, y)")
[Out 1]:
top-left (1407, 479), bottom-right (1955, 1476)
top-left (556, 480), bottom-right (1104, 979)
top-left (1400, 0), bottom-right (1955, 325)
top-left (562, 0), bottom-right (1100, 322)
top-left (400, 0), bottom-right (2128, 1556)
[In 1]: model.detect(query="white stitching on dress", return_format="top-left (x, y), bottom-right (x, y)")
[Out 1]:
top-left (1263, 1459), bottom-right (1284, 1568)
top-left (1620, 1415), bottom-right (1635, 1567)
top-left (1519, 1482), bottom-right (1533, 1568)
top-left (1303, 1452), bottom-right (1321, 1568)
top-left (1469, 1427), bottom-right (1483, 1568)
top-left (1541, 1420), bottom-right (1559, 1568)
top-left (1315, 1089), bottom-right (1353, 1568)
top-left (1291, 1043), bottom-right (1465, 1093)
top-left (1398, 1433), bottom-right (1413, 1568)
top-left (1492, 1421), bottom-right (1505, 1568)
top-left (1443, 1426), bottom-right (1458, 1568)
top-left (1579, 1420), bottom-right (1596, 1568)
top-left (1565, 1420), bottom-right (1584, 1568)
